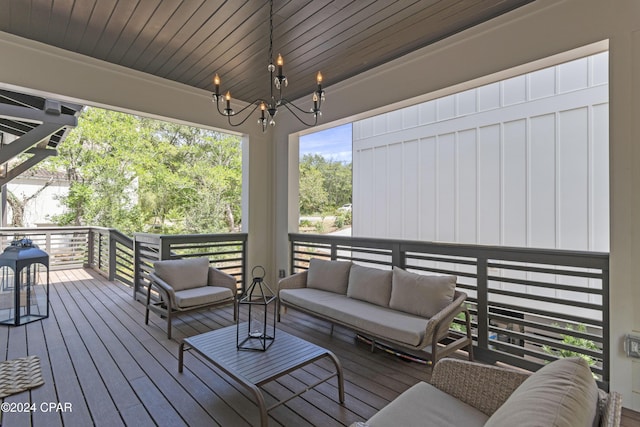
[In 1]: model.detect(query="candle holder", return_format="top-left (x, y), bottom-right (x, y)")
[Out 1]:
top-left (237, 266), bottom-right (277, 351)
top-left (0, 239), bottom-right (49, 326)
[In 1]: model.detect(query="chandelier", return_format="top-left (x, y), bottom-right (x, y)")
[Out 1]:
top-left (212, 0), bottom-right (325, 132)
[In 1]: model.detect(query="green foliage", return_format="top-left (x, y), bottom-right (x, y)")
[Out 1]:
top-left (542, 323), bottom-right (599, 367)
top-left (47, 107), bottom-right (242, 235)
top-left (299, 154), bottom-right (351, 215)
top-left (334, 211), bottom-right (352, 229)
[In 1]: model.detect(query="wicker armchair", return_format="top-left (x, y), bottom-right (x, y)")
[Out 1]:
top-left (353, 358), bottom-right (622, 427)
top-left (144, 257), bottom-right (237, 339)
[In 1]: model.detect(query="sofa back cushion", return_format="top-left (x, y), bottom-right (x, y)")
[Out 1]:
top-left (389, 267), bottom-right (456, 318)
top-left (307, 258), bottom-right (352, 294)
top-left (153, 257), bottom-right (210, 291)
top-left (484, 357), bottom-right (598, 427)
top-left (347, 264), bottom-right (393, 307)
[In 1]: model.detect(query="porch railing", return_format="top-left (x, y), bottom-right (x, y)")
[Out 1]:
top-left (289, 232), bottom-right (610, 389)
top-left (0, 226), bottom-right (135, 286)
top-left (132, 232), bottom-right (248, 302)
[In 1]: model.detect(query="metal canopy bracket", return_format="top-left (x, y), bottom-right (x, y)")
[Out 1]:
top-left (0, 99), bottom-right (77, 167)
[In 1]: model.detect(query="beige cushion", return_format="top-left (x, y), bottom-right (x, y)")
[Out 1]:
top-left (153, 257), bottom-right (210, 291)
top-left (389, 267), bottom-right (456, 318)
top-left (347, 264), bottom-right (392, 307)
top-left (307, 258), bottom-right (352, 294)
top-left (280, 288), bottom-right (429, 347)
top-left (485, 357), bottom-right (598, 427)
top-left (174, 286), bottom-right (233, 309)
top-left (366, 382), bottom-right (488, 427)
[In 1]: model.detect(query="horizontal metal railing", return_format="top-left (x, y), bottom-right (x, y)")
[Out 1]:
top-left (0, 226), bottom-right (135, 286)
top-left (133, 232), bottom-right (248, 302)
top-left (289, 233), bottom-right (610, 389)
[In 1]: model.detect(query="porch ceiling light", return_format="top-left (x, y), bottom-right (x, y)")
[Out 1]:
top-left (211, 0), bottom-right (325, 132)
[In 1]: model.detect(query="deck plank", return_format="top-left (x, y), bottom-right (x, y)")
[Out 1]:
top-left (0, 268), bottom-right (634, 426)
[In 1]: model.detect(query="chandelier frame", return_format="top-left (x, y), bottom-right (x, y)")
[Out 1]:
top-left (212, 0), bottom-right (325, 131)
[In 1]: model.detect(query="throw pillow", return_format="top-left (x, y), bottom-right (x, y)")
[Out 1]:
top-left (306, 258), bottom-right (352, 294)
top-left (153, 257), bottom-right (210, 291)
top-left (347, 264), bottom-right (393, 307)
top-left (485, 357), bottom-right (598, 427)
top-left (389, 267), bottom-right (456, 318)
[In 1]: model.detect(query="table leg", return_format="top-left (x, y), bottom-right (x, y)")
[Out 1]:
top-left (178, 341), bottom-right (185, 373)
top-left (247, 383), bottom-right (269, 427)
top-left (326, 351), bottom-right (345, 403)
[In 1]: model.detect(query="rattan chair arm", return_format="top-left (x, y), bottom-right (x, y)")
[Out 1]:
top-left (601, 391), bottom-right (622, 427)
top-left (431, 358), bottom-right (530, 416)
top-left (207, 267), bottom-right (237, 294)
top-left (277, 271), bottom-right (308, 292)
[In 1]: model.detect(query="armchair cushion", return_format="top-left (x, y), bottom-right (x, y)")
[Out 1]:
top-left (347, 264), bottom-right (392, 307)
top-left (389, 267), bottom-right (456, 318)
top-left (174, 286), bottom-right (234, 309)
top-left (485, 357), bottom-right (598, 427)
top-left (307, 258), bottom-right (352, 294)
top-left (153, 257), bottom-right (210, 291)
top-left (366, 381), bottom-right (488, 427)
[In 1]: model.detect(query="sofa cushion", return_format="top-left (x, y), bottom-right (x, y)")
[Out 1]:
top-left (485, 357), bottom-right (598, 427)
top-left (174, 286), bottom-right (233, 309)
top-left (307, 258), bottom-right (352, 294)
top-left (347, 264), bottom-right (393, 307)
top-left (389, 267), bottom-right (456, 318)
top-left (154, 257), bottom-right (210, 291)
top-left (366, 381), bottom-right (488, 427)
top-left (280, 288), bottom-right (429, 347)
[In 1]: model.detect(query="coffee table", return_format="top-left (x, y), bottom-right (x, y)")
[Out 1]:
top-left (178, 323), bottom-right (345, 427)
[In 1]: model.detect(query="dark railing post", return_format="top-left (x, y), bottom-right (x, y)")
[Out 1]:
top-left (392, 243), bottom-right (402, 268)
top-left (133, 236), bottom-right (141, 298)
top-left (476, 256), bottom-right (489, 351)
top-left (87, 228), bottom-right (95, 268)
top-left (108, 231), bottom-right (116, 281)
top-left (159, 236), bottom-right (171, 260)
top-left (602, 267), bottom-right (611, 391)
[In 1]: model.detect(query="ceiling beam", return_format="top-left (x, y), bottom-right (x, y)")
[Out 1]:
top-left (0, 122), bottom-right (64, 165)
top-left (0, 148), bottom-right (57, 186)
top-left (0, 102), bottom-right (77, 126)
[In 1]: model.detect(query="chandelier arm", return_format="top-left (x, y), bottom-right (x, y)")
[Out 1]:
top-left (280, 102), bottom-right (319, 127)
top-left (280, 98), bottom-right (319, 115)
top-left (215, 101), bottom-right (264, 127)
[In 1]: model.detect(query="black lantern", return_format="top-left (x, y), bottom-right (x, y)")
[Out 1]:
top-left (0, 239), bottom-right (49, 326)
top-left (237, 266), bottom-right (276, 351)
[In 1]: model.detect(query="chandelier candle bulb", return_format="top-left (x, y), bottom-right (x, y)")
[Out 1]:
top-left (213, 74), bottom-right (220, 95)
top-left (277, 54), bottom-right (284, 76)
top-left (225, 92), bottom-right (231, 110)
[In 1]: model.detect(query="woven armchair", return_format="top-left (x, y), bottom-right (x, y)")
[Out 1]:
top-left (352, 358), bottom-right (622, 427)
top-left (144, 257), bottom-right (237, 339)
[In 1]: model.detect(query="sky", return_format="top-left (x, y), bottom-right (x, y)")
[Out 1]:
top-left (299, 123), bottom-right (352, 164)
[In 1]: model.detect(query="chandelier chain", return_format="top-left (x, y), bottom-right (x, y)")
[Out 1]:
top-left (268, 0), bottom-right (274, 65)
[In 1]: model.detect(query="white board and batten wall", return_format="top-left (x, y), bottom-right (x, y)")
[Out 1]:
top-left (352, 52), bottom-right (609, 319)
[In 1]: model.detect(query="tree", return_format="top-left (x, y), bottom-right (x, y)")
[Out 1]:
top-left (46, 107), bottom-right (242, 235)
top-left (299, 153), bottom-right (351, 215)
top-left (6, 179), bottom-right (52, 227)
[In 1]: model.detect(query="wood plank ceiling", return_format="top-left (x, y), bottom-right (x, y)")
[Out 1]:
top-left (0, 0), bottom-right (535, 104)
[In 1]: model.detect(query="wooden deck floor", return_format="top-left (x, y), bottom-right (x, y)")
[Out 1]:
top-left (0, 269), bottom-right (636, 427)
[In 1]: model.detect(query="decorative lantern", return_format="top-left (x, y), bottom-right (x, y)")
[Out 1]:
top-left (237, 266), bottom-right (276, 351)
top-left (0, 239), bottom-right (49, 326)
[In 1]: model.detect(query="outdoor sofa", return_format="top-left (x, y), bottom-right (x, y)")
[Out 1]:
top-left (351, 357), bottom-right (622, 427)
top-left (277, 258), bottom-right (473, 365)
